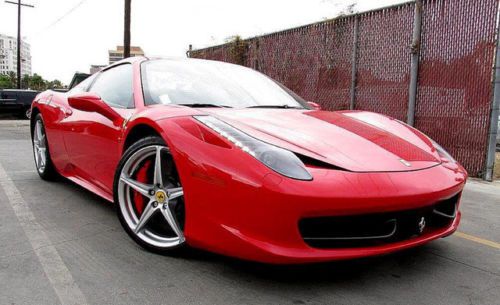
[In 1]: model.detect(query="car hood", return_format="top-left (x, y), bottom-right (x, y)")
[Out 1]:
top-left (201, 109), bottom-right (441, 172)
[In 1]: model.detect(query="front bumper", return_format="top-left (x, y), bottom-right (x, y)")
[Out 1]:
top-left (184, 163), bottom-right (465, 264)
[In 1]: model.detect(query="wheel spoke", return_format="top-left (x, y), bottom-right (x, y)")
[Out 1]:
top-left (135, 200), bottom-right (156, 233)
top-left (167, 187), bottom-right (183, 200)
top-left (161, 205), bottom-right (184, 239)
top-left (36, 121), bottom-right (43, 140)
top-left (34, 122), bottom-right (40, 143)
top-left (34, 146), bottom-right (40, 166)
top-left (39, 134), bottom-right (46, 148)
top-left (33, 121), bottom-right (44, 170)
top-left (153, 146), bottom-right (163, 187)
top-left (120, 174), bottom-right (152, 197)
top-left (39, 148), bottom-right (46, 166)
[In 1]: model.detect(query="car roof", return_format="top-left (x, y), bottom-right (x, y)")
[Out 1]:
top-left (103, 56), bottom-right (240, 74)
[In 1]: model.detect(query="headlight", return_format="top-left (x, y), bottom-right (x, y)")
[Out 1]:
top-left (429, 139), bottom-right (456, 163)
top-left (194, 116), bottom-right (313, 181)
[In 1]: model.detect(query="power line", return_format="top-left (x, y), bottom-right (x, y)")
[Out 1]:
top-left (29, 0), bottom-right (89, 38)
top-left (45, 0), bottom-right (88, 30)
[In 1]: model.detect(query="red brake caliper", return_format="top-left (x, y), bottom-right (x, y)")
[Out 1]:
top-left (133, 160), bottom-right (153, 215)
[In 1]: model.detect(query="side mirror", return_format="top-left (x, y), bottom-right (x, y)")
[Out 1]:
top-left (68, 93), bottom-right (123, 125)
top-left (307, 101), bottom-right (321, 110)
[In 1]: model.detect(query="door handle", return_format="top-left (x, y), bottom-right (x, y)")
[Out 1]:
top-left (64, 108), bottom-right (73, 116)
top-left (58, 106), bottom-right (72, 117)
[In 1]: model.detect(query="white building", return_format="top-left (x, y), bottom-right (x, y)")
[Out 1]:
top-left (0, 34), bottom-right (32, 76)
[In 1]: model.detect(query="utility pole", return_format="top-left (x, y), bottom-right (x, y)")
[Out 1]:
top-left (5, 0), bottom-right (34, 89)
top-left (407, 0), bottom-right (423, 126)
top-left (124, 0), bottom-right (131, 58)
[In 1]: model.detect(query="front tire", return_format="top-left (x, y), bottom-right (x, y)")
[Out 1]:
top-left (32, 114), bottom-right (58, 180)
top-left (114, 136), bottom-right (186, 254)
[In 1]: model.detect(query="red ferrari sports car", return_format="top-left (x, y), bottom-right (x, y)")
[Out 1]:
top-left (31, 57), bottom-right (467, 264)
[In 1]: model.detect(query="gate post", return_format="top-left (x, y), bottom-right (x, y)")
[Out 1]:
top-left (407, 0), bottom-right (423, 126)
top-left (350, 16), bottom-right (360, 110)
top-left (485, 19), bottom-right (500, 181)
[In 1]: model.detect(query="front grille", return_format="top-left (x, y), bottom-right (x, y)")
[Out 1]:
top-left (299, 194), bottom-right (460, 249)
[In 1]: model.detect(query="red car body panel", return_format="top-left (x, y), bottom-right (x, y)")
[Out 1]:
top-left (201, 108), bottom-right (441, 172)
top-left (31, 57), bottom-right (467, 263)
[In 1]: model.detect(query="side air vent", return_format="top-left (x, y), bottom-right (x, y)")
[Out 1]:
top-left (296, 153), bottom-right (348, 171)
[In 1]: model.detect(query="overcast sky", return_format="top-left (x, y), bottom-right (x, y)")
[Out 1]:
top-left (0, 0), bottom-right (405, 84)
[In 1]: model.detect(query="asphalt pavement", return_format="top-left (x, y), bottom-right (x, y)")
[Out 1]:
top-left (0, 120), bottom-right (499, 305)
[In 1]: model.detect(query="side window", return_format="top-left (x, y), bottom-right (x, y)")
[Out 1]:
top-left (68, 74), bottom-right (97, 95)
top-left (89, 64), bottom-right (134, 108)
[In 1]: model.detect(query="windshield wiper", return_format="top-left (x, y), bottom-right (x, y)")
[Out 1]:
top-left (246, 105), bottom-right (303, 109)
top-left (178, 103), bottom-right (232, 108)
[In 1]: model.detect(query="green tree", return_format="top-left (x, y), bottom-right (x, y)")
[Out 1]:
top-left (0, 74), bottom-right (13, 89)
top-left (7, 71), bottom-right (16, 88)
top-left (0, 72), bottom-right (66, 90)
top-left (225, 35), bottom-right (248, 66)
top-left (22, 74), bottom-right (31, 89)
top-left (47, 79), bottom-right (63, 89)
top-left (30, 74), bottom-right (46, 91)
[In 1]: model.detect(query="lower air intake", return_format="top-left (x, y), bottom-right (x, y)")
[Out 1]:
top-left (299, 194), bottom-right (460, 249)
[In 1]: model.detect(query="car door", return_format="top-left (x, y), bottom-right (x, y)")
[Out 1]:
top-left (63, 64), bottom-right (135, 194)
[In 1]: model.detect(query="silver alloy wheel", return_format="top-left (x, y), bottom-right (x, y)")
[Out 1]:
top-left (117, 145), bottom-right (185, 249)
top-left (33, 120), bottom-right (47, 174)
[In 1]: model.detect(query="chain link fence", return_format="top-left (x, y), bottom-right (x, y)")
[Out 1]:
top-left (189, 0), bottom-right (500, 178)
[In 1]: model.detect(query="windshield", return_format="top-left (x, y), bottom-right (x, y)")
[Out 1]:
top-left (141, 59), bottom-right (308, 109)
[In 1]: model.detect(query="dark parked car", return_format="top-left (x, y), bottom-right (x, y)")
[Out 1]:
top-left (0, 89), bottom-right (39, 119)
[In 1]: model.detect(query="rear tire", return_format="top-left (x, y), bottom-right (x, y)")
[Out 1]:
top-left (32, 114), bottom-right (58, 181)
